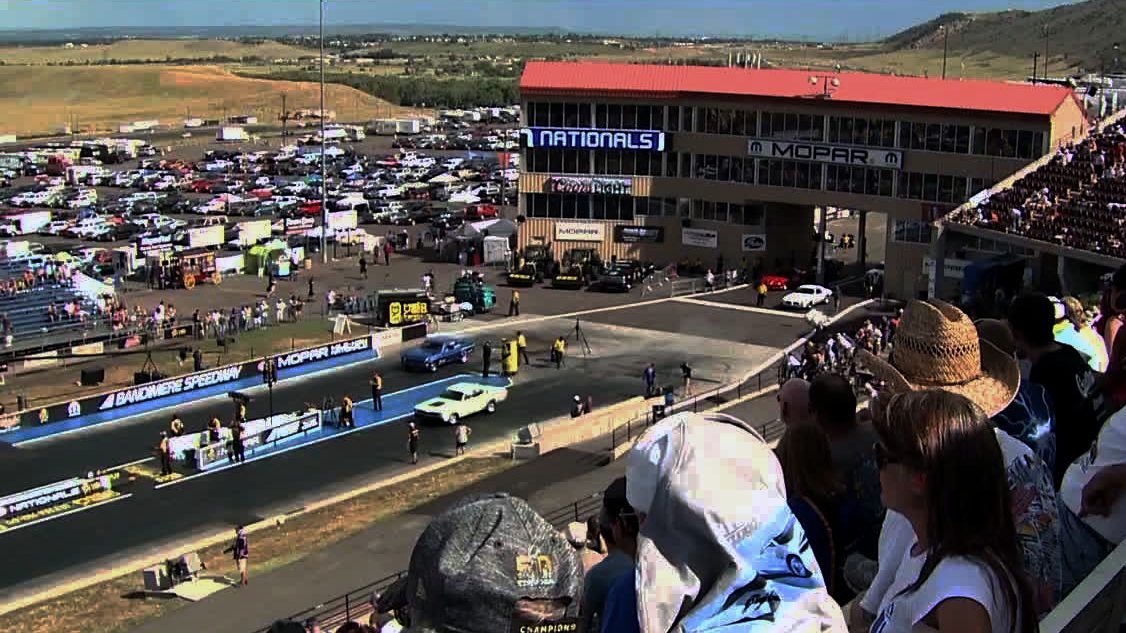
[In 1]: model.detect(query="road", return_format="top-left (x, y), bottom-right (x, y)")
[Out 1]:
top-left (0, 301), bottom-right (792, 600)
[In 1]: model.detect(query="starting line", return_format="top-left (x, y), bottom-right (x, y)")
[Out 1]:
top-left (154, 373), bottom-right (512, 490)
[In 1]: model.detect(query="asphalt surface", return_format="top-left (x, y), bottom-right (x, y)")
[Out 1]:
top-left (0, 302), bottom-right (785, 600)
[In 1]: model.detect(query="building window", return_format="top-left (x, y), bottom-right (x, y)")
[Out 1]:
top-left (893, 220), bottom-right (934, 244)
top-left (667, 106), bottom-right (679, 132)
top-left (681, 107), bottom-right (694, 132)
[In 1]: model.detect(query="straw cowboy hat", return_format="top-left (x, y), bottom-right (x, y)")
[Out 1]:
top-left (856, 299), bottom-right (1019, 417)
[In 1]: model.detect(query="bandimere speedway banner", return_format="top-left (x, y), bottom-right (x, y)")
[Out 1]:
top-left (13, 334), bottom-right (375, 430)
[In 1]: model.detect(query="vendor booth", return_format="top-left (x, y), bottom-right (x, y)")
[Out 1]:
top-left (171, 249), bottom-right (221, 289)
top-left (454, 219), bottom-right (516, 267)
top-left (246, 240), bottom-right (292, 277)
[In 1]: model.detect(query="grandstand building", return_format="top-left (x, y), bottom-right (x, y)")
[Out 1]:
top-left (516, 61), bottom-right (1087, 298)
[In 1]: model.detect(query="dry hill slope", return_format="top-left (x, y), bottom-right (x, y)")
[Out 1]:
top-left (0, 65), bottom-right (417, 136)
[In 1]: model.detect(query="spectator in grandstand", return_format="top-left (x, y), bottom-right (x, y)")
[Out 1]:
top-left (579, 478), bottom-right (635, 633)
top-left (859, 300), bottom-right (1061, 612)
top-left (1097, 263), bottom-right (1126, 410)
top-left (381, 493), bottom-right (582, 632)
top-left (604, 411), bottom-right (844, 633)
top-left (1058, 403), bottom-right (1126, 596)
top-left (563, 521), bottom-right (604, 572)
top-left (975, 318), bottom-right (1057, 473)
top-left (1054, 296), bottom-right (1109, 372)
top-left (808, 373), bottom-right (882, 559)
top-left (859, 390), bottom-right (1038, 633)
top-left (775, 421), bottom-right (861, 603)
top-left (1008, 292), bottom-right (1106, 486)
top-left (778, 377), bottom-right (812, 427)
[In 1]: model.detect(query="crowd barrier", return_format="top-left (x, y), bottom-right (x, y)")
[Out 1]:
top-left (0, 334), bottom-right (377, 443)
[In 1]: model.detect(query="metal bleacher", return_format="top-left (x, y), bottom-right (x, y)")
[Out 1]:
top-left (0, 262), bottom-right (94, 339)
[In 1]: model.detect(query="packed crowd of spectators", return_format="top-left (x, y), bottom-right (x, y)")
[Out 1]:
top-left (263, 267), bottom-right (1126, 633)
top-left (951, 125), bottom-right (1126, 258)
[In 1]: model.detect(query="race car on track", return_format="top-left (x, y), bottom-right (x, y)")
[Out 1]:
top-left (413, 382), bottom-right (508, 424)
top-left (400, 335), bottom-right (475, 372)
top-left (761, 272), bottom-right (805, 291)
top-left (781, 284), bottom-right (832, 310)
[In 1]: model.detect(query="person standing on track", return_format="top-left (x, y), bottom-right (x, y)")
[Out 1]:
top-left (230, 419), bottom-right (245, 464)
top-left (680, 361), bottom-right (693, 396)
top-left (157, 431), bottom-right (173, 476)
top-left (482, 341), bottom-right (493, 377)
top-left (508, 289), bottom-right (521, 317)
top-left (169, 413), bottom-right (184, 437)
top-left (408, 422), bottom-right (420, 464)
top-left (552, 336), bottom-right (566, 369)
top-left (370, 371), bottom-right (383, 412)
top-left (643, 363), bottom-right (657, 397)
top-left (517, 330), bottom-right (530, 365)
top-left (454, 421), bottom-right (472, 456)
top-left (340, 395), bottom-right (355, 428)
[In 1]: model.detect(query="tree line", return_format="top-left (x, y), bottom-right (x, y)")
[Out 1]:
top-left (241, 69), bottom-right (519, 109)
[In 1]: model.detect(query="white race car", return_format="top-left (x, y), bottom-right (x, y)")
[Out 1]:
top-left (413, 382), bottom-right (508, 425)
top-left (781, 284), bottom-right (832, 310)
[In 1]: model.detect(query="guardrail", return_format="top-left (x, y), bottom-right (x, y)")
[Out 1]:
top-left (1040, 538), bottom-right (1126, 633)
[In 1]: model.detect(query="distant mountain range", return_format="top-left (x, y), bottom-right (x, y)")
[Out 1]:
top-left (0, 24), bottom-right (561, 44)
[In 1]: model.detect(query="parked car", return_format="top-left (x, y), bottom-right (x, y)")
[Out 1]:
top-left (590, 266), bottom-right (634, 292)
top-left (781, 284), bottom-right (832, 309)
top-left (400, 335), bottom-right (475, 373)
top-left (413, 382), bottom-right (508, 425)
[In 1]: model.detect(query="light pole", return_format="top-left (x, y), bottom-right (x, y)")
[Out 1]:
top-left (941, 25), bottom-right (949, 80)
top-left (319, 0), bottom-right (328, 264)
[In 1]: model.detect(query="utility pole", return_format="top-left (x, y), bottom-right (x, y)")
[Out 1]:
top-left (941, 25), bottom-right (949, 80)
top-left (1043, 25), bottom-right (1050, 80)
top-left (1032, 52), bottom-right (1039, 83)
top-left (319, 0), bottom-right (328, 264)
top-left (281, 93), bottom-right (288, 139)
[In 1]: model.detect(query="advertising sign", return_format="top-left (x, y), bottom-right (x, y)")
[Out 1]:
top-left (327, 209), bottom-right (358, 231)
top-left (555, 222), bottom-right (606, 242)
top-left (387, 299), bottom-right (429, 326)
top-left (284, 217), bottom-right (316, 235)
top-left (613, 225), bottom-right (665, 244)
top-left (258, 335), bottom-right (372, 372)
top-left (238, 219), bottom-right (271, 246)
top-left (747, 139), bottom-right (903, 169)
top-left (136, 233), bottom-right (174, 255)
top-left (545, 176), bottom-right (632, 196)
top-left (0, 472), bottom-right (118, 522)
top-left (188, 224), bottom-right (224, 249)
top-left (195, 411), bottom-right (321, 470)
top-left (681, 228), bottom-right (718, 249)
top-left (741, 234), bottom-right (767, 252)
top-left (522, 127), bottom-right (666, 151)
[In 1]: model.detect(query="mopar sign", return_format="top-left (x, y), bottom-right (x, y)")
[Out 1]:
top-left (747, 140), bottom-right (902, 169)
top-left (546, 176), bottom-right (632, 196)
top-left (523, 127), bottom-right (665, 151)
top-left (98, 365), bottom-right (245, 411)
top-left (263, 336), bottom-right (371, 370)
top-left (555, 222), bottom-right (606, 242)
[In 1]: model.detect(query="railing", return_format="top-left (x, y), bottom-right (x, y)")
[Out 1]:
top-left (1040, 538), bottom-right (1126, 633)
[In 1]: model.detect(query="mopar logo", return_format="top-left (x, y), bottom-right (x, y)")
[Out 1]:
top-left (268, 338), bottom-right (370, 370)
top-left (748, 139), bottom-right (902, 169)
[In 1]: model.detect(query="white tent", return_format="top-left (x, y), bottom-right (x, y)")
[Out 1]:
top-left (455, 218), bottom-right (517, 241)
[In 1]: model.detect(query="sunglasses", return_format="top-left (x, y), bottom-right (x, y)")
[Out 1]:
top-left (873, 441), bottom-right (901, 470)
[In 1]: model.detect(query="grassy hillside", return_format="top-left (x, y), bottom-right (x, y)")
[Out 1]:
top-left (883, 0), bottom-right (1124, 75)
top-left (0, 38), bottom-right (315, 65)
top-left (0, 65), bottom-right (418, 136)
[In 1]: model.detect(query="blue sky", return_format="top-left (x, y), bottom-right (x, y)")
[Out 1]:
top-left (0, 0), bottom-right (1073, 39)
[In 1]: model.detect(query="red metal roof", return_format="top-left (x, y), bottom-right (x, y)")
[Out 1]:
top-left (520, 61), bottom-right (1075, 117)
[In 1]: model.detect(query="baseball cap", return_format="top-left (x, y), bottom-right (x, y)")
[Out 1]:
top-left (401, 493), bottom-right (583, 633)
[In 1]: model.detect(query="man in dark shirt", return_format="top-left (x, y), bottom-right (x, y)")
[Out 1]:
top-left (1009, 292), bottom-right (1106, 487)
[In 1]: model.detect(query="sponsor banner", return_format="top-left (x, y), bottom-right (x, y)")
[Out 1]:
top-left (747, 139), bottom-right (903, 169)
top-left (327, 209), bottom-right (358, 231)
top-left (681, 227), bottom-right (718, 249)
top-left (70, 341), bottom-right (105, 356)
top-left (284, 217), bottom-right (316, 235)
top-left (98, 364), bottom-right (250, 412)
top-left (195, 411), bottom-right (321, 470)
top-left (522, 127), bottom-right (666, 152)
top-left (387, 300), bottom-right (430, 326)
top-left (545, 176), bottom-right (632, 196)
top-left (22, 350), bottom-right (58, 370)
top-left (238, 219), bottom-right (271, 246)
top-left (163, 323), bottom-right (194, 339)
top-left (613, 225), bottom-right (664, 244)
top-left (555, 222), bottom-right (606, 242)
top-left (741, 234), bottom-right (767, 252)
top-left (136, 233), bottom-right (174, 255)
top-left (188, 224), bottom-right (224, 249)
top-left (258, 335), bottom-right (372, 372)
top-left (0, 472), bottom-right (119, 521)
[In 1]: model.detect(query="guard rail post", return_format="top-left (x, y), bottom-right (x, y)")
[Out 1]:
top-left (344, 594), bottom-right (351, 623)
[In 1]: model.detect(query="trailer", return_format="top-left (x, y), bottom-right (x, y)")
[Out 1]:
top-left (216, 126), bottom-right (250, 142)
top-left (2, 210), bottom-right (52, 235)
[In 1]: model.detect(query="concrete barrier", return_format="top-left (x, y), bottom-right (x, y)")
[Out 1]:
top-left (510, 396), bottom-right (649, 459)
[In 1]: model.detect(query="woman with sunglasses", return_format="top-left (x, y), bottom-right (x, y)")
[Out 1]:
top-left (867, 390), bottom-right (1037, 633)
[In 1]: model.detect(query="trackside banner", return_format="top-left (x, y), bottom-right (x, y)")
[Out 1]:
top-left (12, 335), bottom-right (375, 430)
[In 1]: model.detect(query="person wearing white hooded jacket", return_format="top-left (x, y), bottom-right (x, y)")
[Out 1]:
top-left (600, 411), bottom-right (847, 632)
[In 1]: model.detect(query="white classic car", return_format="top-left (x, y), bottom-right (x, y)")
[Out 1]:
top-left (413, 382), bottom-right (508, 425)
top-left (781, 284), bottom-right (832, 309)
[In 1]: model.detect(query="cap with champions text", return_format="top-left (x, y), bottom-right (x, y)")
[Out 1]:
top-left (402, 493), bottom-right (583, 633)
